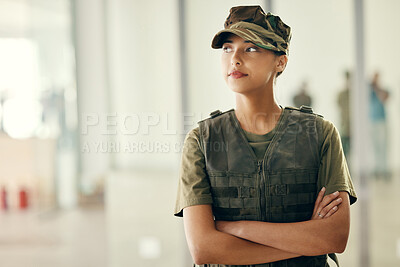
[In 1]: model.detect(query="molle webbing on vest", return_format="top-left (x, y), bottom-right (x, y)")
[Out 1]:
top-left (197, 108), bottom-right (333, 267)
top-left (199, 110), bottom-right (259, 221)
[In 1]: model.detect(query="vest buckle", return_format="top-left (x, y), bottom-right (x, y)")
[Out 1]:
top-left (210, 110), bottom-right (222, 118)
top-left (299, 105), bottom-right (313, 114)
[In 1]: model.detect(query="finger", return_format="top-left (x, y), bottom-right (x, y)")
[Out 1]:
top-left (312, 187), bottom-right (329, 220)
top-left (312, 190), bottom-right (325, 219)
top-left (314, 211), bottom-right (324, 220)
top-left (316, 191), bottom-right (340, 214)
top-left (320, 197), bottom-right (342, 217)
top-left (324, 205), bottom-right (338, 218)
top-left (313, 187), bottom-right (326, 214)
top-left (315, 192), bottom-right (340, 218)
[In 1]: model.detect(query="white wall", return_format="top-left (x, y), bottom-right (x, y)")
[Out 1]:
top-left (106, 0), bottom-right (182, 171)
top-left (75, 0), bottom-right (110, 194)
top-left (104, 1), bottom-right (187, 266)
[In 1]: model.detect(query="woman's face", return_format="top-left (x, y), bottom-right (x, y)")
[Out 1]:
top-left (221, 34), bottom-right (283, 94)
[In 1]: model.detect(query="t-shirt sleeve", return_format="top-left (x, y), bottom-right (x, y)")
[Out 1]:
top-left (317, 119), bottom-right (357, 205)
top-left (174, 127), bottom-right (213, 217)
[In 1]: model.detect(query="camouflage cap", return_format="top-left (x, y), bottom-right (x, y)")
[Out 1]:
top-left (211, 6), bottom-right (292, 55)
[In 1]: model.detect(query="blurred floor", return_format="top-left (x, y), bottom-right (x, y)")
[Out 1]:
top-left (0, 205), bottom-right (107, 267)
top-left (369, 174), bottom-right (400, 266)
top-left (106, 170), bottom-right (186, 267)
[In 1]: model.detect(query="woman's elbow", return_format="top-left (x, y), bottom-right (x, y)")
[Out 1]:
top-left (333, 224), bottom-right (350, 253)
top-left (333, 235), bottom-right (349, 253)
top-left (192, 251), bottom-right (206, 265)
top-left (188, 240), bottom-right (214, 265)
top-left (323, 230), bottom-right (349, 254)
top-left (189, 246), bottom-right (206, 265)
top-left (191, 246), bottom-right (218, 265)
top-left (307, 231), bottom-right (349, 256)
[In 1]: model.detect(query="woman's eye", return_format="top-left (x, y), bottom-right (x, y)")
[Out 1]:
top-left (247, 47), bottom-right (257, 52)
top-left (222, 46), bottom-right (232, 53)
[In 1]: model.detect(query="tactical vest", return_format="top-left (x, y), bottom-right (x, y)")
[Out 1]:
top-left (196, 106), bottom-right (337, 267)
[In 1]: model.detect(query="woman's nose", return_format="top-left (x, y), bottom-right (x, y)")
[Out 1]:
top-left (231, 51), bottom-right (242, 66)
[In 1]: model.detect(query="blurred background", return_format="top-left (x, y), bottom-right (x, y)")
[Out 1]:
top-left (0, 0), bottom-right (399, 266)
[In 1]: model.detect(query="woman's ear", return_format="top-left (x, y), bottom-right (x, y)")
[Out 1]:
top-left (276, 55), bottom-right (288, 72)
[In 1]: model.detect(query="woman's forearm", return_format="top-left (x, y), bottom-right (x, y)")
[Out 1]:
top-left (183, 205), bottom-right (301, 265)
top-left (221, 219), bottom-right (342, 256)
top-left (192, 229), bottom-right (301, 265)
top-left (216, 192), bottom-right (350, 256)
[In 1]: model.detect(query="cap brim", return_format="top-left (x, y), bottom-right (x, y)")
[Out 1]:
top-left (211, 28), bottom-right (280, 52)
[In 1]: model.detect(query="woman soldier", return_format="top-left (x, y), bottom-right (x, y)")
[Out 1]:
top-left (174, 5), bottom-right (357, 267)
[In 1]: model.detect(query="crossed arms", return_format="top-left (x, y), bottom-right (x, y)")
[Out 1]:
top-left (183, 189), bottom-right (350, 265)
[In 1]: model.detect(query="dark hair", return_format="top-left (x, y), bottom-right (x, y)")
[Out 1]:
top-left (273, 51), bottom-right (286, 78)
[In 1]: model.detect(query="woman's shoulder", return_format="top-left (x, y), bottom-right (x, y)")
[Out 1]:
top-left (285, 105), bottom-right (337, 133)
top-left (185, 126), bottom-right (200, 140)
top-left (317, 116), bottom-right (338, 135)
top-left (283, 105), bottom-right (333, 129)
top-left (314, 116), bottom-right (342, 149)
top-left (183, 127), bottom-right (203, 151)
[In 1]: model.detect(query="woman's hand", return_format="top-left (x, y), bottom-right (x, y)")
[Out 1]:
top-left (311, 187), bottom-right (342, 220)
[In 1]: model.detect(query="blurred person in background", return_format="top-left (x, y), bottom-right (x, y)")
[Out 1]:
top-left (293, 80), bottom-right (312, 108)
top-left (369, 71), bottom-right (390, 180)
top-left (337, 70), bottom-right (351, 158)
top-left (174, 5), bottom-right (357, 267)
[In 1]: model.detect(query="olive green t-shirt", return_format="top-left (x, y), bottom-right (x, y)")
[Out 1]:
top-left (174, 115), bottom-right (357, 217)
top-left (243, 127), bottom-right (276, 160)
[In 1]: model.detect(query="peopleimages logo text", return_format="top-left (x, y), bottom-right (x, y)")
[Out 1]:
top-left (81, 112), bottom-right (206, 136)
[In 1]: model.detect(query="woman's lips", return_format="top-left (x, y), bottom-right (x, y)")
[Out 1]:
top-left (229, 71), bottom-right (248, 79)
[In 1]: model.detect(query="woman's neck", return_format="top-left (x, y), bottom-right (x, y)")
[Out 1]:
top-left (234, 92), bottom-right (282, 135)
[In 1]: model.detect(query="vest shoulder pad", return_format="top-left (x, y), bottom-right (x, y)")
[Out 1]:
top-left (286, 105), bottom-right (323, 118)
top-left (197, 108), bottom-right (234, 124)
